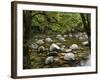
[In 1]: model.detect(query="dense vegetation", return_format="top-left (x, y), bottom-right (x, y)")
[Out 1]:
top-left (23, 10), bottom-right (91, 69)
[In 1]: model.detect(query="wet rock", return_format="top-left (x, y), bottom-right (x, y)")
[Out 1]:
top-left (64, 34), bottom-right (68, 38)
top-left (83, 32), bottom-right (88, 40)
top-left (56, 34), bottom-right (65, 42)
top-left (65, 49), bottom-right (72, 53)
top-left (38, 46), bottom-right (45, 53)
top-left (79, 36), bottom-right (84, 40)
top-left (60, 45), bottom-right (66, 52)
top-left (70, 44), bottom-right (79, 50)
top-left (36, 40), bottom-right (44, 45)
top-left (45, 37), bottom-right (53, 43)
top-left (31, 43), bottom-right (38, 49)
top-left (59, 37), bottom-right (66, 42)
top-left (64, 53), bottom-right (75, 60)
top-left (56, 34), bottom-right (62, 39)
top-left (69, 33), bottom-right (73, 37)
top-left (60, 47), bottom-right (65, 52)
top-left (82, 41), bottom-right (89, 46)
top-left (50, 43), bottom-right (60, 52)
top-left (45, 56), bottom-right (54, 64)
top-left (56, 42), bottom-right (62, 46)
top-left (79, 32), bottom-right (88, 40)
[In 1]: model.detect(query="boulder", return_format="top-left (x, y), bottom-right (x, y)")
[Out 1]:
top-left (36, 40), bottom-right (44, 45)
top-left (60, 45), bottom-right (66, 51)
top-left (79, 32), bottom-right (88, 40)
top-left (69, 33), bottom-right (73, 37)
top-left (64, 53), bottom-right (75, 60)
top-left (50, 43), bottom-right (60, 52)
top-left (65, 49), bottom-right (72, 53)
top-left (74, 34), bottom-right (79, 38)
top-left (79, 36), bottom-right (84, 40)
top-left (56, 34), bottom-right (62, 39)
top-left (45, 37), bottom-right (53, 43)
top-left (31, 43), bottom-right (38, 49)
top-left (64, 34), bottom-right (68, 38)
top-left (60, 47), bottom-right (65, 52)
top-left (45, 56), bottom-right (54, 64)
top-left (82, 41), bottom-right (89, 46)
top-left (56, 34), bottom-right (65, 42)
top-left (83, 34), bottom-right (88, 40)
top-left (56, 42), bottom-right (62, 46)
top-left (70, 44), bottom-right (79, 50)
top-left (38, 46), bottom-right (45, 53)
top-left (59, 37), bottom-right (66, 42)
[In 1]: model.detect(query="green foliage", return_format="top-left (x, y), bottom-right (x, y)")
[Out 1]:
top-left (30, 11), bottom-right (85, 34)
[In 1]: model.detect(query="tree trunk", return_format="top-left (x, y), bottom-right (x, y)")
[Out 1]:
top-left (80, 13), bottom-right (91, 47)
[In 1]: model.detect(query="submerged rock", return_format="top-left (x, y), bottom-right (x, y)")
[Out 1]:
top-left (70, 44), bottom-right (79, 50)
top-left (64, 53), bottom-right (75, 60)
top-left (36, 40), bottom-right (44, 45)
top-left (50, 43), bottom-right (60, 52)
top-left (45, 56), bottom-right (54, 64)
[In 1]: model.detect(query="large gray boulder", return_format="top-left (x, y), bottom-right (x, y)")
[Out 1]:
top-left (45, 56), bottom-right (54, 64)
top-left (64, 53), bottom-right (75, 60)
top-left (50, 43), bottom-right (60, 52)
